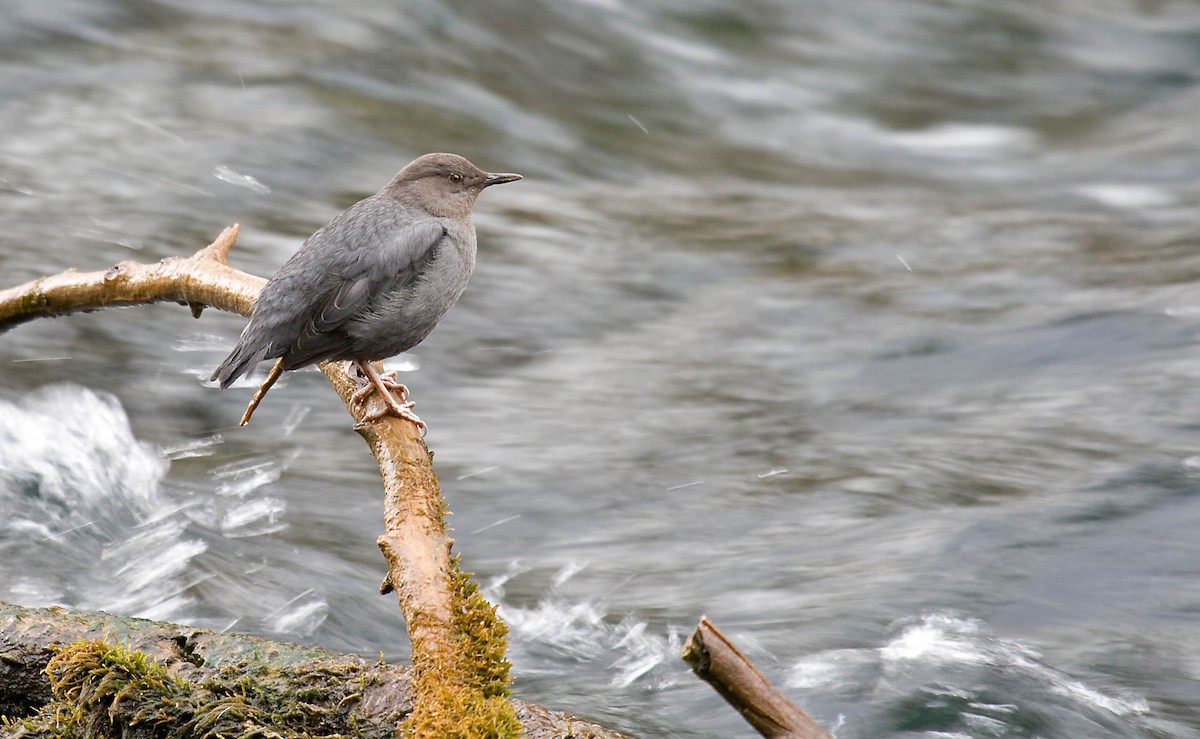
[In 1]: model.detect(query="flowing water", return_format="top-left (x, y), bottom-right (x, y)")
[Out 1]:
top-left (2, 1), bottom-right (1200, 736)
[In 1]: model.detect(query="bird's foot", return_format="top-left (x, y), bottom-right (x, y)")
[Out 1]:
top-left (350, 365), bottom-right (409, 404)
top-left (350, 360), bottom-right (426, 436)
top-left (349, 375), bottom-right (409, 406)
top-left (358, 391), bottom-right (426, 434)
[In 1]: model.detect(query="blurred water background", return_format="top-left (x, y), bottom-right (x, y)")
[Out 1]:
top-left (2, 1), bottom-right (1200, 736)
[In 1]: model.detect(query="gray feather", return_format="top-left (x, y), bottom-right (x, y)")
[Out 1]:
top-left (210, 152), bottom-right (520, 407)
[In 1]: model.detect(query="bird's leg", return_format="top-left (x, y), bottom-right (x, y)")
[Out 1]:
top-left (350, 365), bottom-right (409, 404)
top-left (349, 364), bottom-right (408, 407)
top-left (350, 360), bottom-right (426, 434)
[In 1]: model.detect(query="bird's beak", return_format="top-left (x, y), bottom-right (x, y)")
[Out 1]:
top-left (484, 172), bottom-right (522, 187)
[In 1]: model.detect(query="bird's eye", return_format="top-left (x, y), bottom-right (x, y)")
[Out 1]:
top-left (449, 173), bottom-right (463, 184)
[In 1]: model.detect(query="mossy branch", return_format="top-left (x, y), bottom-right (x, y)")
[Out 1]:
top-left (0, 601), bottom-right (628, 738)
top-left (0, 227), bottom-right (519, 737)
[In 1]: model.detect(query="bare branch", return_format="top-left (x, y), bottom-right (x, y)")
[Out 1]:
top-left (681, 617), bottom-right (832, 739)
top-left (0, 225), bottom-right (258, 329)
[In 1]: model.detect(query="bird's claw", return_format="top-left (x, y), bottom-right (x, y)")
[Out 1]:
top-left (351, 360), bottom-right (426, 435)
top-left (350, 380), bottom-right (409, 407)
top-left (360, 393), bottom-right (426, 434)
top-left (377, 370), bottom-right (410, 402)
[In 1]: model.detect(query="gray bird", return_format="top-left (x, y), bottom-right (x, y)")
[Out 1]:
top-left (211, 152), bottom-right (521, 429)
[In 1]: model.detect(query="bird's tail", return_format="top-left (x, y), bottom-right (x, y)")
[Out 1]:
top-left (210, 338), bottom-right (271, 389)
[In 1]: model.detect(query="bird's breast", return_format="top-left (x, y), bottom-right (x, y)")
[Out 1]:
top-left (346, 231), bottom-right (476, 359)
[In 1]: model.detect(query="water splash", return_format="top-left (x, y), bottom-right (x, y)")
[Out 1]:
top-left (213, 165), bottom-right (271, 194)
top-left (0, 385), bottom-right (304, 628)
top-left (787, 612), bottom-right (1151, 737)
top-left (880, 613), bottom-right (1148, 718)
top-left (0, 385), bottom-right (204, 621)
top-left (160, 434), bottom-right (223, 460)
top-left (265, 588), bottom-right (329, 635)
top-left (484, 562), bottom-right (684, 690)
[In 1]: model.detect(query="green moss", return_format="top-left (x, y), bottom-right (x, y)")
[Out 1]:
top-left (401, 556), bottom-right (521, 738)
top-left (19, 289), bottom-right (49, 315)
top-left (3, 638), bottom-right (388, 738)
top-left (450, 562), bottom-right (513, 699)
top-left (2, 554), bottom-right (522, 738)
top-left (44, 639), bottom-right (187, 737)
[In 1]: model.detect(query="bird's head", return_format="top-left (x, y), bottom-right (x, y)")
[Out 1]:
top-left (385, 153), bottom-right (521, 217)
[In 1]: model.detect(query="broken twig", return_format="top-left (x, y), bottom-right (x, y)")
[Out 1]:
top-left (681, 616), bottom-right (832, 739)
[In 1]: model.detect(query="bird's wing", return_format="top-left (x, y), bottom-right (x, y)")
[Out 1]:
top-left (277, 216), bottom-right (448, 369)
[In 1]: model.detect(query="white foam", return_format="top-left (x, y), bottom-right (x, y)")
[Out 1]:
top-left (269, 594), bottom-right (329, 636)
top-left (488, 564), bottom-right (684, 689)
top-left (880, 613), bottom-right (1149, 717)
top-left (213, 165), bottom-right (271, 194)
top-left (880, 613), bottom-right (990, 665)
top-left (786, 648), bottom-right (874, 690)
top-left (1076, 183), bottom-right (1174, 209)
top-left (0, 385), bottom-right (205, 620)
top-left (0, 385), bottom-right (167, 510)
top-left (885, 123), bottom-right (1034, 158)
top-left (220, 497), bottom-right (287, 537)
